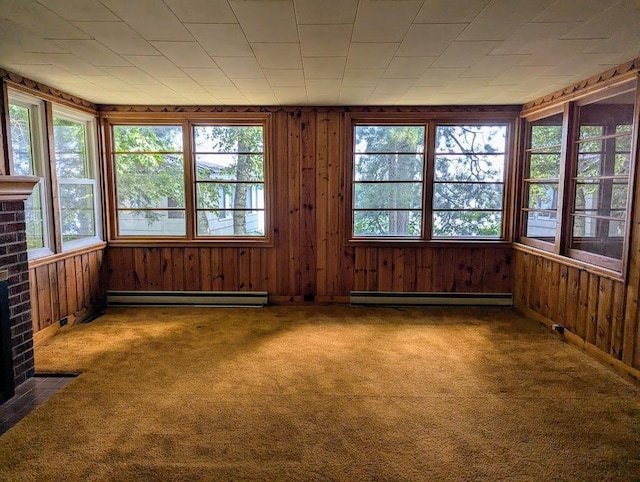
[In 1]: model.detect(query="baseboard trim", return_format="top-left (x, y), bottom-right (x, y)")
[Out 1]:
top-left (350, 291), bottom-right (513, 307)
top-left (515, 305), bottom-right (640, 385)
top-left (106, 291), bottom-right (268, 307)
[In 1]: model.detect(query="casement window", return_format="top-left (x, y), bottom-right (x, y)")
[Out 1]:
top-left (109, 117), bottom-right (269, 242)
top-left (519, 80), bottom-right (638, 273)
top-left (52, 107), bottom-right (101, 249)
top-left (7, 92), bottom-right (52, 258)
top-left (350, 120), bottom-right (510, 241)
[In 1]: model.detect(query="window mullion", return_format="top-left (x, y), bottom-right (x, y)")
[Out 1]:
top-left (44, 101), bottom-right (63, 253)
top-left (424, 121), bottom-right (435, 241)
top-left (183, 120), bottom-right (195, 240)
top-left (558, 102), bottom-right (576, 256)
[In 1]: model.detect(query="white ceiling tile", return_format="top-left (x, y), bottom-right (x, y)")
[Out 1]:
top-left (306, 90), bottom-right (340, 105)
top-left (264, 69), bottom-right (305, 87)
top-left (507, 22), bottom-right (581, 43)
top-left (73, 22), bottom-right (157, 55)
top-left (151, 41), bottom-right (216, 68)
top-left (306, 79), bottom-right (341, 90)
top-left (45, 53), bottom-right (107, 75)
top-left (374, 79), bottom-right (414, 94)
top-left (368, 93), bottom-right (403, 104)
top-left (9, 64), bottom-right (87, 84)
top-left (486, 66), bottom-right (555, 85)
top-left (6, 0), bottom-right (87, 38)
top-left (383, 57), bottom-right (436, 79)
top-left (181, 92), bottom-right (223, 104)
top-left (80, 75), bottom-right (138, 90)
top-left (342, 69), bottom-right (385, 87)
top-left (339, 87), bottom-right (374, 103)
top-left (458, 0), bottom-right (555, 41)
top-left (232, 78), bottom-right (273, 92)
top-left (182, 68), bottom-right (233, 85)
top-left (442, 76), bottom-right (493, 93)
top-left (204, 85), bottom-right (243, 97)
top-left (213, 57), bottom-right (264, 78)
top-left (461, 54), bottom-right (528, 78)
top-left (396, 24), bottom-right (467, 57)
top-left (517, 39), bottom-right (601, 65)
top-left (414, 0), bottom-right (490, 23)
top-left (252, 43), bottom-right (302, 69)
top-left (346, 43), bottom-right (399, 69)
top-left (401, 86), bottom-right (447, 100)
top-left (187, 24), bottom-right (252, 57)
top-left (219, 97), bottom-right (252, 105)
top-left (563, 0), bottom-right (640, 40)
top-left (100, 0), bottom-right (193, 41)
top-left (159, 77), bottom-right (206, 92)
top-left (413, 68), bottom-right (468, 86)
top-left (0, 20), bottom-right (67, 53)
top-left (53, 39), bottom-right (130, 66)
top-left (585, 27), bottom-right (640, 54)
top-left (299, 25), bottom-right (352, 57)
top-left (230, 0), bottom-right (298, 42)
top-left (37, 0), bottom-right (119, 21)
top-left (532, 0), bottom-right (619, 23)
top-left (118, 91), bottom-right (168, 104)
top-left (164, 0), bottom-right (238, 23)
top-left (431, 41), bottom-right (500, 68)
top-left (352, 0), bottom-right (423, 42)
top-left (294, 0), bottom-right (358, 24)
top-left (107, 66), bottom-right (160, 84)
top-left (124, 55), bottom-right (186, 77)
top-left (303, 57), bottom-right (346, 79)
top-left (272, 87), bottom-right (308, 104)
top-left (244, 92), bottom-right (279, 104)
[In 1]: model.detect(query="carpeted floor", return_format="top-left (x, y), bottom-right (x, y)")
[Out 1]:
top-left (0, 305), bottom-right (638, 481)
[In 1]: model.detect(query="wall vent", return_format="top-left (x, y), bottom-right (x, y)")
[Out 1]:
top-left (350, 291), bottom-right (513, 307)
top-left (107, 291), bottom-right (268, 308)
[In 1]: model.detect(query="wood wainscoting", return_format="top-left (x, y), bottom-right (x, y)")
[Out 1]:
top-left (30, 244), bottom-right (107, 345)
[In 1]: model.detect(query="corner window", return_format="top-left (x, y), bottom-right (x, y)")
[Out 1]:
top-left (52, 108), bottom-right (101, 249)
top-left (7, 92), bottom-right (52, 258)
top-left (350, 120), bottom-right (510, 241)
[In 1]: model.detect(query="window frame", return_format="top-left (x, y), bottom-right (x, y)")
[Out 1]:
top-left (345, 113), bottom-right (515, 245)
top-left (517, 77), bottom-right (640, 276)
top-left (103, 112), bottom-right (273, 246)
top-left (51, 105), bottom-right (103, 252)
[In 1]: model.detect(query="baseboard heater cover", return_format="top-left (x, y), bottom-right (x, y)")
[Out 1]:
top-left (107, 291), bottom-right (268, 307)
top-left (350, 291), bottom-right (513, 307)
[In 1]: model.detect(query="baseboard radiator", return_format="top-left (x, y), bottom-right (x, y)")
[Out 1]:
top-left (107, 291), bottom-right (268, 308)
top-left (350, 291), bottom-right (513, 307)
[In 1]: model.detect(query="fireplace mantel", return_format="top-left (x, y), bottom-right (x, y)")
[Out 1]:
top-left (0, 176), bottom-right (39, 202)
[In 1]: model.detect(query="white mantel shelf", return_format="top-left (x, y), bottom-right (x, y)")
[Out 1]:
top-left (0, 175), bottom-right (39, 202)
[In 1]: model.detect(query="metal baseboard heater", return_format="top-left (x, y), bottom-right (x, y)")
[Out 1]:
top-left (350, 291), bottom-right (513, 307)
top-left (107, 291), bottom-right (268, 308)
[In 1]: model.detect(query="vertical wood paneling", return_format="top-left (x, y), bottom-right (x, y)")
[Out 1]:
top-left (301, 110), bottom-right (317, 297)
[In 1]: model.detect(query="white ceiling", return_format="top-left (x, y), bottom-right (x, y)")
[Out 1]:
top-left (1, 0), bottom-right (639, 106)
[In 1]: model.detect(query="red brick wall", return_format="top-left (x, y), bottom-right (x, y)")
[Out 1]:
top-left (0, 201), bottom-right (34, 387)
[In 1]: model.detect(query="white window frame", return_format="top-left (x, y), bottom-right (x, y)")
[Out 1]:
top-left (7, 90), bottom-right (54, 260)
top-left (51, 105), bottom-right (103, 251)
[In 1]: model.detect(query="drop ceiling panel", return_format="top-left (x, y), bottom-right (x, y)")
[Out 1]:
top-left (414, 0), bottom-right (490, 23)
top-left (5, 0), bottom-right (88, 39)
top-left (299, 25), bottom-right (352, 57)
top-left (213, 57), bottom-right (264, 79)
top-left (431, 41), bottom-right (501, 68)
top-left (396, 24), bottom-right (467, 57)
top-left (73, 22), bottom-right (157, 55)
top-left (383, 57), bottom-right (436, 79)
top-left (164, 0), bottom-right (238, 23)
top-left (37, 0), bottom-right (120, 22)
top-left (53, 40), bottom-right (131, 66)
top-left (187, 24), bottom-right (253, 57)
top-left (294, 0), bottom-right (358, 24)
top-left (151, 41), bottom-right (216, 68)
top-left (351, 0), bottom-right (422, 42)
top-left (346, 43), bottom-right (399, 69)
top-left (533, 0), bottom-right (621, 23)
top-left (264, 69), bottom-right (305, 87)
top-left (252, 43), bottom-right (302, 70)
top-left (303, 57), bottom-right (346, 79)
top-left (230, 0), bottom-right (298, 42)
top-left (123, 56), bottom-right (186, 77)
top-left (182, 68), bottom-right (233, 86)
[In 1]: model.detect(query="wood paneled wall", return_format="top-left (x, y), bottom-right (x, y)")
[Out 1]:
top-left (107, 108), bottom-right (514, 301)
top-left (30, 246), bottom-right (107, 341)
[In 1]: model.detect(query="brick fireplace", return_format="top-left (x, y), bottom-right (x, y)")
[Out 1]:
top-left (0, 176), bottom-right (38, 403)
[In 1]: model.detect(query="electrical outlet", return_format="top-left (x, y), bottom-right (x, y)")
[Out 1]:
top-left (59, 317), bottom-right (68, 327)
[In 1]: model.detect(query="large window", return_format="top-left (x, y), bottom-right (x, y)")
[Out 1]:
top-left (8, 92), bottom-right (51, 258)
top-left (109, 118), bottom-right (269, 241)
top-left (519, 81), bottom-right (637, 272)
top-left (53, 108), bottom-right (101, 249)
top-left (350, 120), bottom-right (510, 241)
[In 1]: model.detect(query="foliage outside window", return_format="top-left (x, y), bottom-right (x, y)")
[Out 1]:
top-left (194, 125), bottom-right (265, 237)
top-left (521, 113), bottom-right (563, 247)
top-left (7, 94), bottom-right (50, 257)
top-left (351, 123), bottom-right (508, 240)
top-left (433, 125), bottom-right (507, 238)
top-left (53, 109), bottom-right (101, 248)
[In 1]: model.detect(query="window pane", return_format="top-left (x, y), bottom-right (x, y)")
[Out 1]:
top-left (433, 183), bottom-right (503, 210)
top-left (53, 118), bottom-right (87, 178)
top-left (434, 155), bottom-right (504, 182)
top-left (25, 183), bottom-right (45, 249)
top-left (353, 210), bottom-right (422, 237)
top-left (197, 210), bottom-right (265, 236)
top-left (354, 183), bottom-right (422, 209)
top-left (114, 125), bottom-right (183, 152)
top-left (115, 154), bottom-right (185, 209)
top-left (117, 210), bottom-right (186, 236)
top-left (433, 211), bottom-right (502, 238)
top-left (355, 126), bottom-right (424, 153)
top-left (436, 125), bottom-right (506, 153)
top-left (527, 183), bottom-right (558, 210)
top-left (571, 217), bottom-right (624, 259)
top-left (530, 115), bottom-right (563, 149)
top-left (195, 154), bottom-right (264, 181)
top-left (59, 182), bottom-right (96, 242)
top-left (194, 126), bottom-right (263, 152)
top-left (574, 182), bottom-right (628, 211)
top-left (354, 154), bottom-right (424, 181)
top-left (196, 183), bottom-right (264, 210)
top-left (8, 104), bottom-right (34, 176)
top-left (529, 153), bottom-right (561, 179)
top-left (525, 211), bottom-right (558, 240)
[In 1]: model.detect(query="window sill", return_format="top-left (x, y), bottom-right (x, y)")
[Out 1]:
top-left (346, 238), bottom-right (511, 248)
top-left (28, 241), bottom-right (107, 269)
top-left (106, 237), bottom-right (273, 248)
